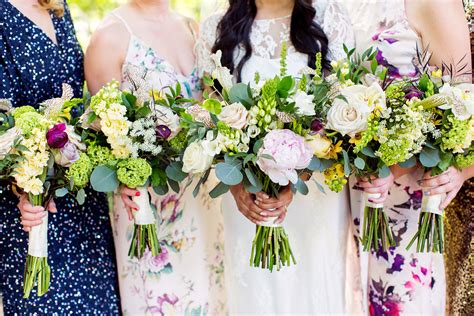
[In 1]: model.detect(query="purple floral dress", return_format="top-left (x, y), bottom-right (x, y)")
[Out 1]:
top-left (109, 12), bottom-right (226, 315)
top-left (344, 0), bottom-right (445, 315)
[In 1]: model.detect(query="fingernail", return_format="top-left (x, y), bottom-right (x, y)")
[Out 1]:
top-left (263, 194), bottom-right (269, 199)
top-left (424, 191), bottom-right (430, 196)
top-left (368, 199), bottom-right (374, 203)
top-left (261, 212), bottom-right (268, 216)
top-left (255, 200), bottom-right (260, 205)
top-left (136, 192), bottom-right (140, 196)
top-left (134, 208), bottom-right (139, 211)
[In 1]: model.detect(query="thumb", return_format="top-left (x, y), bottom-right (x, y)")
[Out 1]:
top-left (48, 199), bottom-right (58, 213)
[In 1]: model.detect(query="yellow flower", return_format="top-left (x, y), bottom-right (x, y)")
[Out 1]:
top-left (431, 69), bottom-right (442, 79)
top-left (327, 140), bottom-right (343, 160)
top-left (306, 134), bottom-right (332, 159)
top-left (349, 133), bottom-right (363, 146)
top-left (150, 89), bottom-right (164, 101)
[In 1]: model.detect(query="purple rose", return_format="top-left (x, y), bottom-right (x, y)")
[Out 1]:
top-left (46, 123), bottom-right (68, 149)
top-left (54, 142), bottom-right (79, 167)
top-left (310, 119), bottom-right (324, 133)
top-left (156, 125), bottom-right (171, 139)
top-left (404, 86), bottom-right (423, 100)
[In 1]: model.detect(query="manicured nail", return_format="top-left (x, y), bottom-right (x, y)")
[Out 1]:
top-left (134, 208), bottom-right (139, 211)
top-left (255, 200), bottom-right (260, 205)
top-left (368, 199), bottom-right (374, 203)
top-left (424, 191), bottom-right (430, 196)
top-left (261, 212), bottom-right (268, 216)
top-left (263, 194), bottom-right (269, 199)
top-left (135, 192), bottom-right (140, 196)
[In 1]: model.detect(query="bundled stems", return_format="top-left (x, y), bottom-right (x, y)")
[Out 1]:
top-left (361, 193), bottom-right (395, 252)
top-left (23, 193), bottom-right (51, 298)
top-left (249, 176), bottom-right (295, 271)
top-left (128, 224), bottom-right (161, 258)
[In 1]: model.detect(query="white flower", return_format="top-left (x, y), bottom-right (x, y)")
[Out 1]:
top-left (211, 50), bottom-right (234, 91)
top-left (247, 125), bottom-right (261, 138)
top-left (305, 134), bottom-right (332, 159)
top-left (65, 125), bottom-right (86, 151)
top-left (182, 141), bottom-right (214, 174)
top-left (326, 98), bottom-right (369, 136)
top-left (218, 102), bottom-right (249, 129)
top-left (341, 82), bottom-right (386, 113)
top-left (438, 83), bottom-right (474, 120)
top-left (154, 105), bottom-right (182, 138)
top-left (290, 90), bottom-right (315, 116)
top-left (54, 142), bottom-right (80, 167)
top-left (0, 127), bottom-right (21, 159)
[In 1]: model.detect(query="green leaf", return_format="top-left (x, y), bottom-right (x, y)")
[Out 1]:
top-left (294, 178), bottom-right (309, 195)
top-left (244, 168), bottom-right (257, 187)
top-left (354, 157), bottom-right (366, 170)
top-left (202, 98), bottom-right (222, 115)
top-left (209, 181), bottom-right (230, 198)
top-left (277, 76), bottom-right (294, 97)
top-left (243, 173), bottom-right (263, 194)
top-left (90, 166), bottom-right (119, 192)
top-left (153, 184), bottom-right (169, 196)
top-left (319, 159), bottom-right (334, 172)
top-left (307, 156), bottom-right (321, 172)
top-left (243, 154), bottom-right (256, 166)
top-left (361, 147), bottom-right (376, 158)
top-left (312, 179), bottom-right (326, 194)
top-left (168, 179), bottom-right (181, 193)
top-left (420, 147), bottom-right (441, 168)
top-left (418, 74), bottom-right (430, 92)
top-left (76, 189), bottom-right (86, 205)
top-left (342, 150), bottom-right (351, 176)
top-left (438, 151), bottom-right (453, 172)
top-left (215, 162), bottom-right (243, 186)
top-left (135, 106), bottom-right (152, 119)
top-left (203, 76), bottom-right (214, 87)
top-left (151, 168), bottom-right (166, 187)
top-left (55, 188), bottom-right (69, 198)
top-left (253, 139), bottom-right (263, 154)
top-left (87, 112), bottom-right (97, 124)
top-left (378, 165), bottom-right (391, 178)
top-left (165, 162), bottom-right (188, 182)
top-left (399, 156), bottom-right (417, 169)
top-left (228, 83), bottom-right (254, 108)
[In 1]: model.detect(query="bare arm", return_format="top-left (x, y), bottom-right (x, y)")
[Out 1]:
top-left (84, 18), bottom-right (128, 95)
top-left (407, 0), bottom-right (472, 79)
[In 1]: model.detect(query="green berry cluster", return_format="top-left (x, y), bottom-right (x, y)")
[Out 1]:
top-left (441, 114), bottom-right (470, 152)
top-left (66, 153), bottom-right (93, 188)
top-left (116, 158), bottom-right (152, 189)
top-left (87, 144), bottom-right (114, 167)
top-left (323, 164), bottom-right (347, 193)
top-left (169, 130), bottom-right (188, 153)
top-left (455, 150), bottom-right (474, 169)
top-left (385, 83), bottom-right (405, 101)
top-left (354, 117), bottom-right (379, 153)
top-left (255, 78), bottom-right (278, 130)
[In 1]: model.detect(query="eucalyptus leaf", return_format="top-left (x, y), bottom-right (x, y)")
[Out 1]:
top-left (378, 165), bottom-right (391, 178)
top-left (354, 157), bottom-right (366, 170)
top-left (399, 156), bottom-right (417, 169)
top-left (209, 182), bottom-right (230, 198)
top-left (168, 179), bottom-right (181, 193)
top-left (420, 147), bottom-right (441, 168)
top-left (294, 178), bottom-right (309, 195)
top-left (76, 189), bottom-right (86, 205)
top-left (215, 162), bottom-right (243, 186)
top-left (312, 179), bottom-right (326, 194)
top-left (153, 184), bottom-right (169, 196)
top-left (228, 83), bottom-right (254, 108)
top-left (165, 162), bottom-right (187, 182)
top-left (361, 147), bottom-right (376, 158)
top-left (55, 188), bottom-right (69, 198)
top-left (342, 150), bottom-right (351, 176)
top-left (91, 166), bottom-right (119, 192)
top-left (307, 156), bottom-right (321, 172)
top-left (244, 168), bottom-right (257, 187)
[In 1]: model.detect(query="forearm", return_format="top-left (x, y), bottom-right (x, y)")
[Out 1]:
top-left (461, 164), bottom-right (474, 181)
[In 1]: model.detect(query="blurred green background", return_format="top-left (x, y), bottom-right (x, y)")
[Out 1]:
top-left (69, 0), bottom-right (203, 47)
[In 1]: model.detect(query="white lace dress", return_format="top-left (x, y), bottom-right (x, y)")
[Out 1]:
top-left (343, 0), bottom-right (446, 314)
top-left (109, 13), bottom-right (227, 315)
top-left (197, 1), bottom-right (363, 314)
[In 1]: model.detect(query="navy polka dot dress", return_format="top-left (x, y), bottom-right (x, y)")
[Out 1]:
top-left (0, 1), bottom-right (120, 314)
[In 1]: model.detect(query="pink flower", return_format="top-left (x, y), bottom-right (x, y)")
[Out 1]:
top-left (256, 129), bottom-right (312, 186)
top-left (46, 123), bottom-right (68, 149)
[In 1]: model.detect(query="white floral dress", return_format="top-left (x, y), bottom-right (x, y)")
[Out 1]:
top-left (343, 0), bottom-right (446, 314)
top-left (197, 1), bottom-right (363, 314)
top-left (110, 13), bottom-right (226, 315)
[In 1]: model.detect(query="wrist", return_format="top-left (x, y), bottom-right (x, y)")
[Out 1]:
top-left (461, 165), bottom-right (474, 181)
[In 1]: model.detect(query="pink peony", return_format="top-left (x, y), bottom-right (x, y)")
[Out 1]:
top-left (256, 129), bottom-right (312, 186)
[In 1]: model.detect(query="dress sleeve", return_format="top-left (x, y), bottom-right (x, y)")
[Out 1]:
top-left (314, 0), bottom-right (355, 61)
top-left (195, 13), bottom-right (223, 76)
top-left (0, 30), bottom-right (20, 107)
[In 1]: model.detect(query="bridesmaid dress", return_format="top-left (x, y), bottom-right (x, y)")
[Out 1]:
top-left (197, 1), bottom-right (363, 314)
top-left (0, 1), bottom-right (120, 314)
top-left (109, 13), bottom-right (227, 315)
top-left (343, 0), bottom-right (446, 314)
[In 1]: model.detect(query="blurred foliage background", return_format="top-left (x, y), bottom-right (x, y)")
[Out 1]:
top-left (69, 0), bottom-right (204, 47)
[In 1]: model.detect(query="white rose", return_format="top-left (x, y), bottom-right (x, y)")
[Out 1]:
top-left (291, 91), bottom-right (315, 116)
top-left (438, 83), bottom-right (474, 120)
top-left (341, 82), bottom-right (386, 113)
top-left (218, 102), bottom-right (249, 129)
top-left (326, 98), bottom-right (369, 136)
top-left (154, 105), bottom-right (182, 138)
top-left (305, 134), bottom-right (332, 159)
top-left (0, 127), bottom-right (21, 159)
top-left (182, 141), bottom-right (214, 174)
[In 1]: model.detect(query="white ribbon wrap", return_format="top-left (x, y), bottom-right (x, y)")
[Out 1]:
top-left (28, 212), bottom-right (48, 258)
top-left (132, 186), bottom-right (155, 225)
top-left (421, 193), bottom-right (445, 215)
top-left (258, 209), bottom-right (282, 228)
top-left (365, 192), bottom-right (384, 209)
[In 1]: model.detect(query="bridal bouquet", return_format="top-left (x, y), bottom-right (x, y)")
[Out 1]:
top-left (313, 47), bottom-right (432, 252)
top-left (81, 80), bottom-right (191, 259)
top-left (0, 85), bottom-right (89, 298)
top-left (181, 49), bottom-right (323, 271)
top-left (405, 73), bottom-right (474, 253)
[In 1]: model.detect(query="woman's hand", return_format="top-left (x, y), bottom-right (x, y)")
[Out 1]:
top-left (18, 194), bottom-right (57, 232)
top-left (230, 184), bottom-right (292, 225)
top-left (357, 172), bottom-right (395, 204)
top-left (120, 186), bottom-right (140, 221)
top-left (420, 166), bottom-right (470, 209)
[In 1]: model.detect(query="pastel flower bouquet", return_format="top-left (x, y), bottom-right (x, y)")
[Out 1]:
top-left (0, 85), bottom-right (89, 298)
top-left (312, 47), bottom-right (432, 252)
top-left (80, 80), bottom-right (192, 259)
top-left (405, 73), bottom-right (474, 253)
top-left (180, 49), bottom-right (326, 271)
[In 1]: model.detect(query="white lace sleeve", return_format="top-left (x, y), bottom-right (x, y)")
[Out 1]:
top-left (314, 0), bottom-right (355, 61)
top-left (196, 13), bottom-right (223, 76)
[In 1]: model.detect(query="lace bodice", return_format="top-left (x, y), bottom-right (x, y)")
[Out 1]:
top-left (197, 0), bottom-right (355, 82)
top-left (343, 0), bottom-right (422, 78)
top-left (111, 13), bottom-right (202, 101)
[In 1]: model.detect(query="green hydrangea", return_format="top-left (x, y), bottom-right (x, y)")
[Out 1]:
top-left (441, 114), bottom-right (470, 152)
top-left (377, 138), bottom-right (413, 166)
top-left (87, 144), bottom-right (114, 167)
top-left (15, 112), bottom-right (48, 136)
top-left (12, 106), bottom-right (36, 120)
top-left (354, 117), bottom-right (379, 153)
top-left (455, 151), bottom-right (474, 169)
top-left (67, 153), bottom-right (93, 188)
top-left (117, 158), bottom-right (152, 188)
top-left (169, 131), bottom-right (188, 152)
top-left (385, 83), bottom-right (405, 101)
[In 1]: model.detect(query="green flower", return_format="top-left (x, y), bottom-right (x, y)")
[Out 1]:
top-left (87, 144), bottom-right (114, 167)
top-left (117, 158), bottom-right (152, 188)
top-left (15, 112), bottom-right (48, 136)
top-left (90, 80), bottom-right (122, 112)
top-left (67, 153), bottom-right (93, 188)
top-left (354, 117), bottom-right (379, 153)
top-left (12, 106), bottom-right (36, 120)
top-left (455, 150), bottom-right (474, 169)
top-left (169, 131), bottom-right (188, 153)
top-left (385, 83), bottom-right (405, 101)
top-left (441, 114), bottom-right (470, 152)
